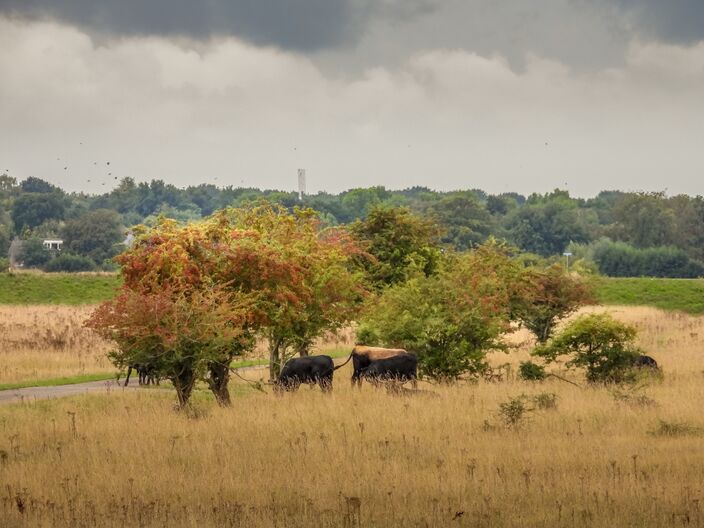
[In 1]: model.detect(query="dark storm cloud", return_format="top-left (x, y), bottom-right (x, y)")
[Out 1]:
top-left (612, 0), bottom-right (704, 43)
top-left (0, 0), bottom-right (396, 51)
top-left (1, 0), bottom-right (704, 60)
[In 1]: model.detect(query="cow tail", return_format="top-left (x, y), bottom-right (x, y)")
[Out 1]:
top-left (333, 354), bottom-right (353, 370)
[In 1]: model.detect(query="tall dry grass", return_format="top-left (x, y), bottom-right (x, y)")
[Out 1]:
top-left (0, 306), bottom-right (114, 384)
top-left (1, 305), bottom-right (704, 526)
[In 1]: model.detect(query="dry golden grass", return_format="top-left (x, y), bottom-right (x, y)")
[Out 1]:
top-left (1, 305), bottom-right (704, 526)
top-left (0, 306), bottom-right (114, 384)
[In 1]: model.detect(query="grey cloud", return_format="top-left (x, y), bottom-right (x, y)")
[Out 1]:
top-left (2, 0), bottom-right (704, 68)
top-left (612, 0), bottom-right (704, 43)
top-left (0, 0), bottom-right (377, 50)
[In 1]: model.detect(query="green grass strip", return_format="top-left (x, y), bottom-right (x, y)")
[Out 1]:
top-left (592, 277), bottom-right (704, 314)
top-left (0, 373), bottom-right (116, 391)
top-left (0, 272), bottom-right (121, 305)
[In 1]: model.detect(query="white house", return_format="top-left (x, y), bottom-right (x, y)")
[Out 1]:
top-left (42, 239), bottom-right (63, 251)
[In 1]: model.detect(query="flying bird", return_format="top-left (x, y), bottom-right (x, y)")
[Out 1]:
top-left (107, 162), bottom-right (110, 165)
top-left (64, 167), bottom-right (68, 170)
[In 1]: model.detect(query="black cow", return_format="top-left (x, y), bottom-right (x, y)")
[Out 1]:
top-left (124, 363), bottom-right (159, 387)
top-left (634, 355), bottom-right (658, 369)
top-left (360, 353), bottom-right (418, 388)
top-left (276, 355), bottom-right (339, 393)
top-left (335, 346), bottom-right (408, 387)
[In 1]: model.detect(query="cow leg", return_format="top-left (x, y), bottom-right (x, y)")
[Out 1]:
top-left (319, 376), bottom-right (333, 393)
top-left (124, 366), bottom-right (133, 387)
top-left (351, 370), bottom-right (363, 388)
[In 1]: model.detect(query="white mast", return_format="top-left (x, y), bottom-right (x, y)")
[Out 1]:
top-left (297, 168), bottom-right (306, 201)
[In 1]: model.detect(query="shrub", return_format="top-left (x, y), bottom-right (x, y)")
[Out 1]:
top-left (43, 253), bottom-right (96, 272)
top-left (519, 361), bottom-right (547, 381)
top-left (498, 396), bottom-right (531, 428)
top-left (534, 313), bottom-right (642, 383)
top-left (612, 389), bottom-right (658, 408)
top-left (650, 420), bottom-right (703, 437)
top-left (532, 392), bottom-right (558, 410)
top-left (0, 257), bottom-right (9, 272)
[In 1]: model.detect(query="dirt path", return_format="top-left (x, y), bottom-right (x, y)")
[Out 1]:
top-left (0, 379), bottom-right (142, 405)
top-left (0, 364), bottom-right (273, 405)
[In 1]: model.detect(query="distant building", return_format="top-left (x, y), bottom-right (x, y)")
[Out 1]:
top-left (43, 239), bottom-right (63, 251)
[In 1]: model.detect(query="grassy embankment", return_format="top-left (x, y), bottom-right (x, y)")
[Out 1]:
top-left (2, 306), bottom-right (704, 527)
top-left (3, 272), bottom-right (704, 313)
top-left (0, 272), bottom-right (120, 305)
top-left (591, 276), bottom-right (704, 314)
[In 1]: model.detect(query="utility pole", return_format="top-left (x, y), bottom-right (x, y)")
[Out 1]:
top-left (563, 251), bottom-right (572, 273)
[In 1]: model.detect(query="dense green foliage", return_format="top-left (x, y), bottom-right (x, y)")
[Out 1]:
top-left (534, 313), bottom-right (642, 383)
top-left (349, 206), bottom-right (442, 289)
top-left (43, 254), bottom-right (97, 272)
top-left (61, 209), bottom-right (123, 265)
top-left (19, 238), bottom-right (53, 267)
top-left (3, 173), bottom-right (704, 277)
top-left (359, 242), bottom-right (521, 380)
top-left (589, 240), bottom-right (704, 278)
top-left (0, 273), bottom-right (120, 304)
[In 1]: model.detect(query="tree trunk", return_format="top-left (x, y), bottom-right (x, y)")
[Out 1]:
top-left (208, 362), bottom-right (232, 407)
top-left (269, 339), bottom-right (283, 381)
top-left (171, 367), bottom-right (196, 410)
top-left (297, 341), bottom-right (311, 357)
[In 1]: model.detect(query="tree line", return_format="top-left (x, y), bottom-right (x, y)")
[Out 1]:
top-left (2, 173), bottom-right (704, 277)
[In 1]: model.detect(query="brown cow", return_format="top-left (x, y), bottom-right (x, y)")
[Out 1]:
top-left (336, 345), bottom-right (408, 387)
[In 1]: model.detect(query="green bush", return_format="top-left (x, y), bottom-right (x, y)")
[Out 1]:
top-left (43, 253), bottom-right (96, 272)
top-left (518, 361), bottom-right (547, 381)
top-left (0, 257), bottom-right (8, 272)
top-left (534, 313), bottom-right (642, 383)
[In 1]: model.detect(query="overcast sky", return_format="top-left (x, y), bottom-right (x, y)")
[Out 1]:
top-left (1, 1), bottom-right (703, 197)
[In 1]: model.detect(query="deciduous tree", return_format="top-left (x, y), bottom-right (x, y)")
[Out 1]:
top-left (512, 264), bottom-right (593, 343)
top-left (359, 241), bottom-right (521, 380)
top-left (349, 205), bottom-right (441, 289)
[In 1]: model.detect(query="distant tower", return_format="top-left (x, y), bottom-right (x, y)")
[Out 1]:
top-left (297, 169), bottom-right (306, 201)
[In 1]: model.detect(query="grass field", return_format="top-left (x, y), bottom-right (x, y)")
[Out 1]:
top-left (0, 305), bottom-right (355, 386)
top-left (0, 272), bottom-right (120, 305)
top-left (0, 306), bottom-right (115, 384)
top-left (591, 276), bottom-right (704, 314)
top-left (2, 306), bottom-right (704, 527)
